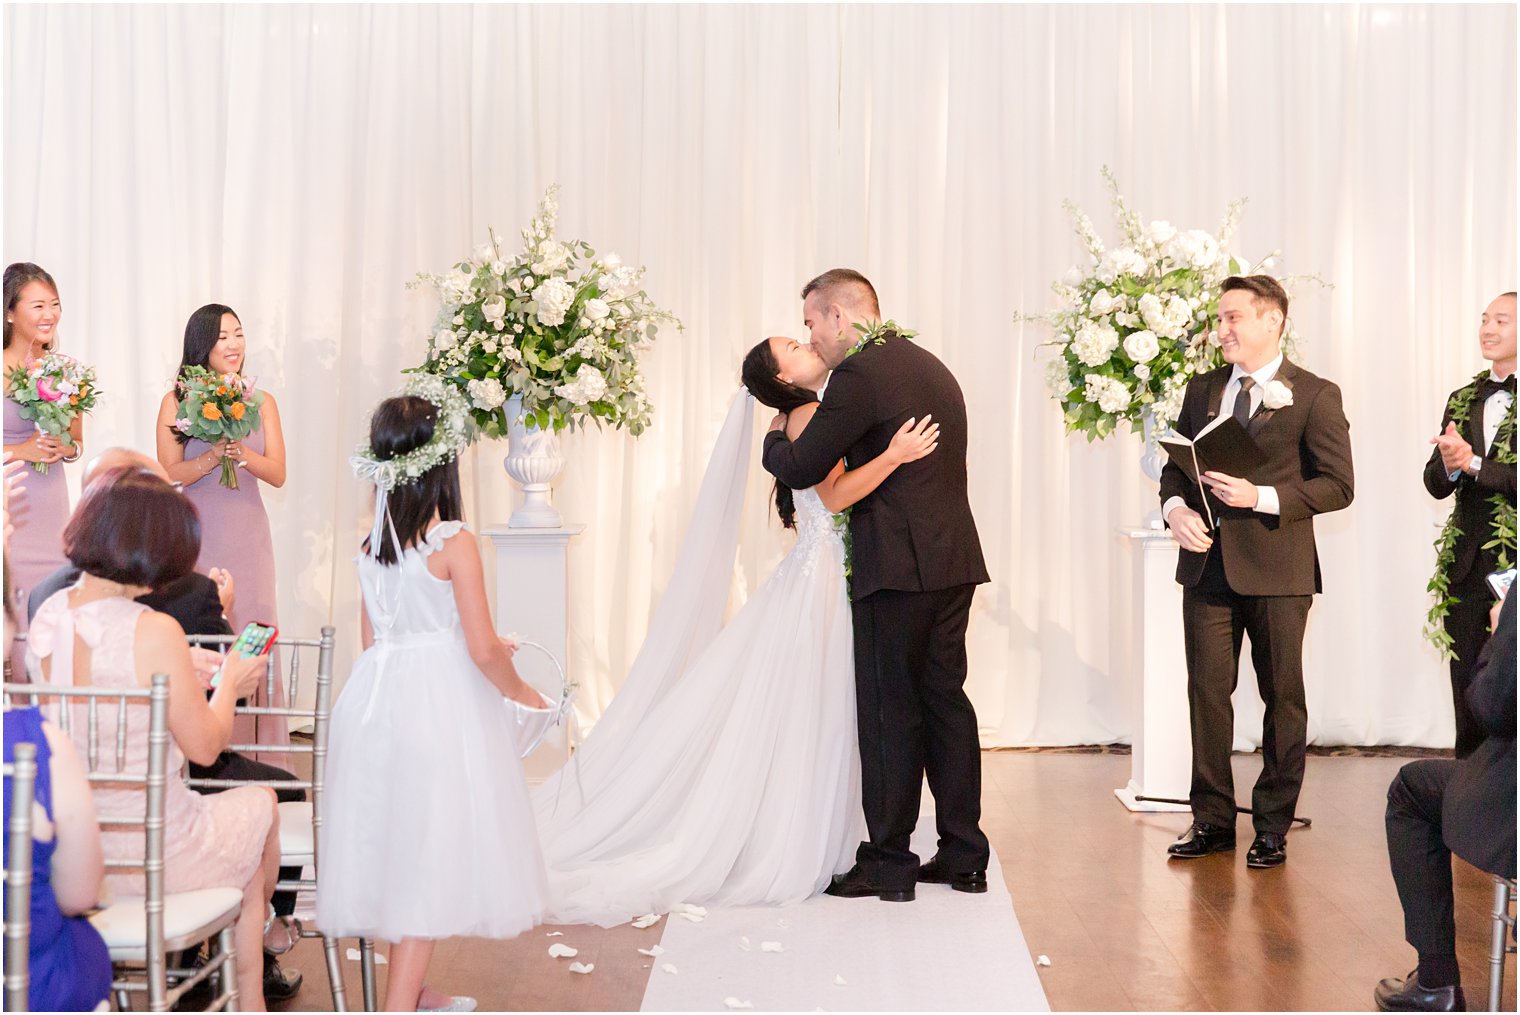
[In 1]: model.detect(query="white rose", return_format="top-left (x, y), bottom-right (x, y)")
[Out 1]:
top-left (482, 339), bottom-right (498, 354)
top-left (1148, 220), bottom-right (1177, 246)
top-left (466, 377), bottom-right (507, 411)
top-left (1123, 329), bottom-right (1161, 364)
top-left (1138, 292), bottom-right (1168, 332)
top-left (481, 295), bottom-right (508, 323)
top-left (1089, 289), bottom-right (1117, 316)
top-left (583, 298), bottom-right (610, 322)
top-left (1061, 266), bottom-right (1085, 287)
top-left (1261, 379), bottom-right (1294, 410)
top-left (601, 253), bottom-right (623, 270)
top-left (532, 277), bottom-right (576, 327)
top-left (1133, 363), bottom-right (1152, 382)
top-left (434, 329), bottom-right (458, 351)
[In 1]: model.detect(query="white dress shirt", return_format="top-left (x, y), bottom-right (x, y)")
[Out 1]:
top-left (1163, 352), bottom-right (1284, 523)
top-left (1448, 368), bottom-right (1514, 479)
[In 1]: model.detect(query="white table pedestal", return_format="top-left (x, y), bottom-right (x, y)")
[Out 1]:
top-left (1114, 527), bottom-right (1193, 812)
top-left (483, 524), bottom-right (584, 782)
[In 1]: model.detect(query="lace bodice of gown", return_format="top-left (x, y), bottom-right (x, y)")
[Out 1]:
top-left (778, 486), bottom-right (845, 580)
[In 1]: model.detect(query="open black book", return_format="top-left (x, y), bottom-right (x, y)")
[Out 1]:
top-left (1159, 415), bottom-right (1268, 528)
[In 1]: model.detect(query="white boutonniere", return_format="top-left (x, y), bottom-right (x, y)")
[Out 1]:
top-left (1261, 379), bottom-right (1294, 410)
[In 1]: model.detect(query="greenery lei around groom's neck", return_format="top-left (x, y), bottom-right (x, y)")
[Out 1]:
top-left (1425, 369), bottom-right (1517, 659)
top-left (847, 319), bottom-right (917, 358)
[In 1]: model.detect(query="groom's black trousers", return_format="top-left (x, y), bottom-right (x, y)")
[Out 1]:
top-left (852, 584), bottom-right (989, 885)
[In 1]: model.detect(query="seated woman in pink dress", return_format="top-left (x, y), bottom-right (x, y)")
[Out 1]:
top-left (155, 303), bottom-right (288, 766)
top-left (28, 467), bottom-right (279, 1009)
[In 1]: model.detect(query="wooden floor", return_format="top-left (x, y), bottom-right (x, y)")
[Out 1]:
top-left (273, 751), bottom-right (1514, 1012)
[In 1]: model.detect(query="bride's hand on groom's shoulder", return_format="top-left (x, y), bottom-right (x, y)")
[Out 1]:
top-left (768, 412), bottom-right (788, 433)
top-left (887, 415), bottom-right (939, 465)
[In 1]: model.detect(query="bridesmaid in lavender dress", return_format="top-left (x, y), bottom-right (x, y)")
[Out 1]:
top-left (3, 263), bottom-right (81, 680)
top-left (155, 303), bottom-right (290, 766)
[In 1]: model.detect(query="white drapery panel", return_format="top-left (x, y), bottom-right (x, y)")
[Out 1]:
top-left (5, 4), bottom-right (1513, 747)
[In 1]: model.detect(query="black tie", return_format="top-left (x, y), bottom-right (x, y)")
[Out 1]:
top-left (1231, 376), bottom-right (1256, 426)
top-left (1476, 375), bottom-right (1517, 400)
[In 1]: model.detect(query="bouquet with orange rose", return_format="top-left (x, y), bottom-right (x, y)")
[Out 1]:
top-left (4, 352), bottom-right (100, 473)
top-left (172, 365), bottom-right (264, 488)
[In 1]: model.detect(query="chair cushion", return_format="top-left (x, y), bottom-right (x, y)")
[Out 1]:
top-left (279, 800), bottom-right (314, 866)
top-left (90, 887), bottom-right (243, 960)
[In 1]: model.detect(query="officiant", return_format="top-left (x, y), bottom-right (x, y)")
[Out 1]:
top-left (1159, 275), bottom-right (1354, 870)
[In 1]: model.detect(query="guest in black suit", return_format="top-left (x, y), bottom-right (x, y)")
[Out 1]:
top-left (1423, 292), bottom-right (1516, 759)
top-left (763, 269), bottom-right (990, 901)
top-left (1160, 275), bottom-right (1355, 869)
top-left (26, 447), bottom-right (304, 1002)
top-left (1376, 592), bottom-right (1516, 1012)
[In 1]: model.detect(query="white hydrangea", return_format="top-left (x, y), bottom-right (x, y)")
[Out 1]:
top-left (1123, 329), bottom-right (1161, 364)
top-left (1166, 229), bottom-right (1220, 270)
top-left (1084, 374), bottom-right (1132, 413)
top-left (1071, 319), bottom-right (1120, 367)
top-left (434, 329), bottom-right (458, 351)
top-left (441, 269), bottom-right (473, 306)
top-left (466, 377), bottom-right (507, 411)
top-left (1152, 376), bottom-right (1188, 424)
top-left (530, 240), bottom-right (571, 276)
top-left (1148, 220), bottom-right (1177, 246)
top-left (1099, 245), bottom-right (1149, 282)
top-left (532, 278), bottom-right (575, 327)
top-left (554, 364), bottom-right (608, 405)
top-left (1044, 355), bottom-right (1073, 396)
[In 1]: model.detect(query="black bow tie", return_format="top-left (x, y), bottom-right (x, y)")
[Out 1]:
top-left (1477, 375), bottom-right (1517, 400)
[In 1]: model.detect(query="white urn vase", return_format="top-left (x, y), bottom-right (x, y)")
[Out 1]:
top-left (503, 396), bottom-right (565, 528)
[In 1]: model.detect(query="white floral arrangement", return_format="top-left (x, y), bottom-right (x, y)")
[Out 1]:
top-left (1021, 167), bottom-right (1305, 441)
top-left (410, 185), bottom-right (680, 437)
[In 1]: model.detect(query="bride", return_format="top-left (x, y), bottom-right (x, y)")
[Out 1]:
top-left (532, 336), bottom-right (938, 927)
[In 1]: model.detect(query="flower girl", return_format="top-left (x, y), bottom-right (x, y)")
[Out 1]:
top-left (318, 378), bottom-right (549, 1013)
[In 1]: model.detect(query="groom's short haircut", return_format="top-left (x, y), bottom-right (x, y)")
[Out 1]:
top-left (802, 268), bottom-right (880, 317)
top-left (1221, 275), bottom-right (1289, 334)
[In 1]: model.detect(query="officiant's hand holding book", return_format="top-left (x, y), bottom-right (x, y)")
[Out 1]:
top-left (1158, 415), bottom-right (1269, 531)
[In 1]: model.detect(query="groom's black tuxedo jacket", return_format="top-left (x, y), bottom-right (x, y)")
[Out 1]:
top-left (1422, 379), bottom-right (1517, 586)
top-left (1159, 358), bottom-right (1354, 595)
top-left (763, 335), bottom-right (989, 601)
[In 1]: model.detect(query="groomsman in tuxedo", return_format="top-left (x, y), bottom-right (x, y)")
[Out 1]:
top-left (1424, 291), bottom-right (1516, 759)
top-left (1160, 275), bottom-right (1354, 869)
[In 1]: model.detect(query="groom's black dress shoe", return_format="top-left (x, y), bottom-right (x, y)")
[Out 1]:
top-left (1245, 832), bottom-right (1287, 869)
top-left (917, 855), bottom-right (988, 894)
top-left (823, 865), bottom-right (915, 902)
top-left (1166, 822), bottom-right (1236, 859)
top-left (1374, 970), bottom-right (1466, 1012)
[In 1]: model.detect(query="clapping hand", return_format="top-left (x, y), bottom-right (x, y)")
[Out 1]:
top-left (1432, 422), bottom-right (1475, 475)
top-left (887, 415), bottom-right (939, 465)
top-left (208, 567), bottom-right (236, 615)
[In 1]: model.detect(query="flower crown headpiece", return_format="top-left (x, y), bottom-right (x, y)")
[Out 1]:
top-left (352, 373), bottom-right (475, 559)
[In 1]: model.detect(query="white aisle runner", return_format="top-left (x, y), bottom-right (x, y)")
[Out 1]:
top-left (638, 817), bottom-right (1049, 1012)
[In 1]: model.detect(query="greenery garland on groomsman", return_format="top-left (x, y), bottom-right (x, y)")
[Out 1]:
top-left (1425, 371), bottom-right (1517, 658)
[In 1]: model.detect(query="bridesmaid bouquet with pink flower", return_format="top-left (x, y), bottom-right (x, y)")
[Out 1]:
top-left (4, 352), bottom-right (99, 473)
top-left (173, 365), bottom-right (264, 489)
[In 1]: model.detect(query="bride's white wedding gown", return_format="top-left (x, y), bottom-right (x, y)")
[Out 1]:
top-left (532, 393), bottom-right (865, 927)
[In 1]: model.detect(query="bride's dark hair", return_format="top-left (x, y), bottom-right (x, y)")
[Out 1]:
top-left (742, 338), bottom-right (818, 529)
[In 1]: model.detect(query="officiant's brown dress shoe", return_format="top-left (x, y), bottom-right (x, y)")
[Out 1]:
top-left (823, 865), bottom-right (915, 902)
top-left (1374, 970), bottom-right (1466, 1011)
top-left (917, 855), bottom-right (989, 893)
top-left (1166, 822), bottom-right (1236, 858)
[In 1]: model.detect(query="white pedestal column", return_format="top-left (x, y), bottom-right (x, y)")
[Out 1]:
top-left (1114, 527), bottom-right (1193, 812)
top-left (483, 524), bottom-right (584, 783)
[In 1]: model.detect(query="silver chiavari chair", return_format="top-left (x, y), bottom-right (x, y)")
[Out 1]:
top-left (4, 675), bottom-right (241, 1012)
top-left (1489, 875), bottom-right (1517, 1012)
top-left (4, 741), bottom-right (38, 1012)
top-left (185, 626), bottom-right (350, 1010)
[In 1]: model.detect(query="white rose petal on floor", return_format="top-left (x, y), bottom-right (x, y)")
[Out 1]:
top-left (638, 817), bottom-right (1049, 1012)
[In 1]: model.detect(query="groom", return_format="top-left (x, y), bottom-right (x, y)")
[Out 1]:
top-left (763, 268), bottom-right (990, 902)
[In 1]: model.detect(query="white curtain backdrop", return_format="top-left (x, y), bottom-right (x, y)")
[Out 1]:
top-left (5, 4), bottom-right (1514, 748)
